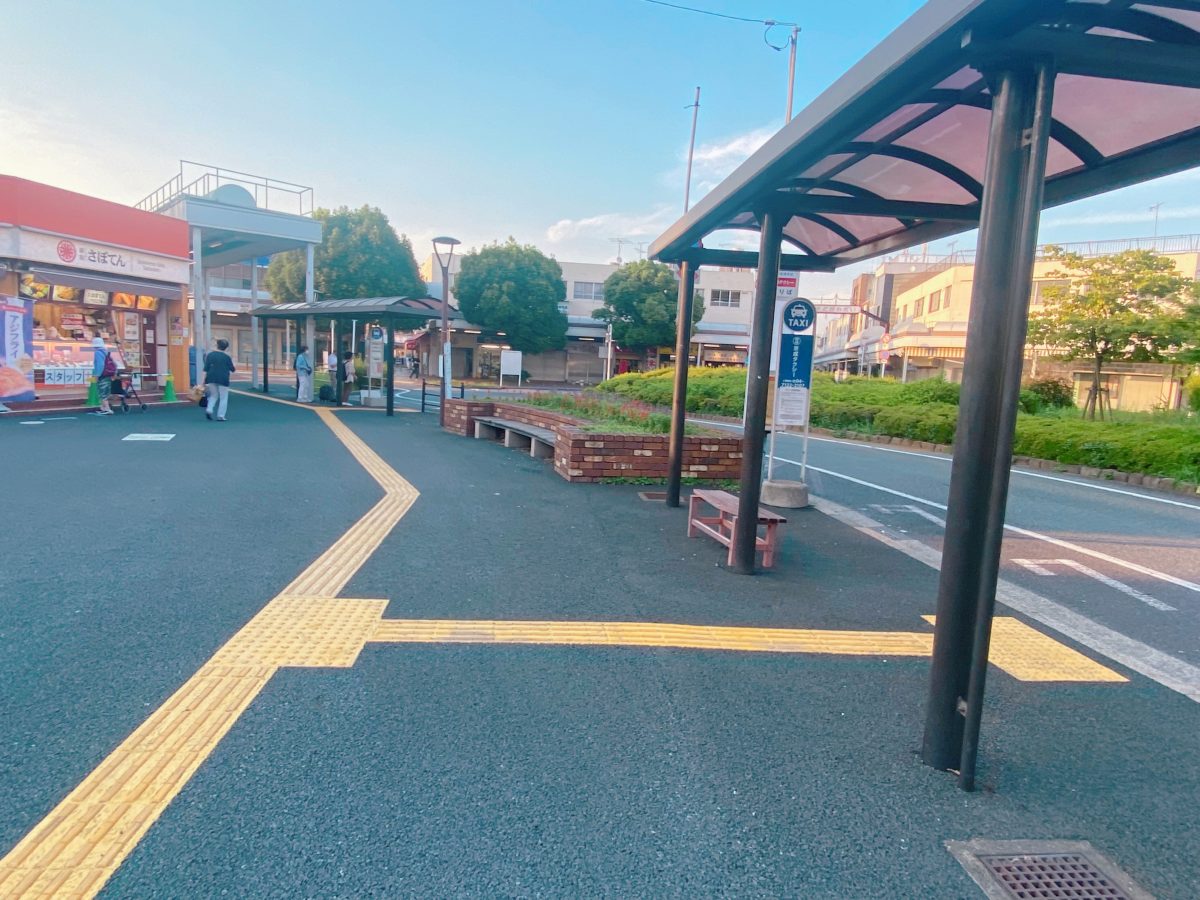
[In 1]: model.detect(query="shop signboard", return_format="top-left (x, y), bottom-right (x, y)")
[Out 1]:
top-left (500, 349), bottom-right (523, 385)
top-left (0, 294), bottom-right (36, 402)
top-left (83, 290), bottom-right (108, 307)
top-left (776, 271), bottom-right (799, 301)
top-left (15, 230), bottom-right (190, 283)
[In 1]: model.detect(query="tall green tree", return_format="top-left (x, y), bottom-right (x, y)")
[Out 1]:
top-left (593, 260), bottom-right (704, 350)
top-left (454, 240), bottom-right (568, 353)
top-left (1027, 248), bottom-right (1197, 418)
top-left (264, 205), bottom-right (424, 302)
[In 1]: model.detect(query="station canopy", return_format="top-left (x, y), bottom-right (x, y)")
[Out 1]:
top-left (251, 296), bottom-right (450, 321)
top-left (650, 0), bottom-right (1200, 268)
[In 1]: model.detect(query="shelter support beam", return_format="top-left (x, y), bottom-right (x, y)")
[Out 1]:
top-left (305, 316), bottom-right (315, 371)
top-left (677, 248), bottom-right (835, 272)
top-left (922, 63), bottom-right (1055, 789)
top-left (261, 317), bottom-right (270, 394)
top-left (666, 262), bottom-right (698, 507)
top-left (386, 319), bottom-right (395, 417)
top-left (732, 210), bottom-right (783, 574)
top-left (190, 227), bottom-right (204, 388)
top-left (250, 261), bottom-right (260, 389)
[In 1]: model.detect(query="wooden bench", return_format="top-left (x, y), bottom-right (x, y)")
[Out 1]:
top-left (474, 416), bottom-right (556, 460)
top-left (687, 489), bottom-right (788, 568)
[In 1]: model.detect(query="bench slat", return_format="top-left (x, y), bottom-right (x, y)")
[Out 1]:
top-left (474, 417), bottom-right (556, 444)
top-left (692, 489), bottom-right (787, 523)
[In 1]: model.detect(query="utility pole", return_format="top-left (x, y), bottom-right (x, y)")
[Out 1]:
top-left (684, 86), bottom-right (701, 212)
top-left (784, 26), bottom-right (800, 122)
top-left (1149, 202), bottom-right (1164, 240)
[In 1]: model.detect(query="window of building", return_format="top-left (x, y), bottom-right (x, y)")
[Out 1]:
top-left (943, 285), bottom-right (952, 308)
top-left (1032, 279), bottom-right (1070, 306)
top-left (929, 289), bottom-right (942, 312)
top-left (572, 281), bottom-right (604, 301)
top-left (710, 289), bottom-right (742, 308)
top-left (913, 297), bottom-right (925, 318)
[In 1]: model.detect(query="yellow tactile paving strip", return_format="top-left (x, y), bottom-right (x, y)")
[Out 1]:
top-left (0, 401), bottom-right (415, 898)
top-left (370, 617), bottom-right (1126, 683)
top-left (0, 394), bottom-right (1126, 898)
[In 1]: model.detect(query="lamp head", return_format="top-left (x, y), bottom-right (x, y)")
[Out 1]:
top-left (432, 236), bottom-right (461, 268)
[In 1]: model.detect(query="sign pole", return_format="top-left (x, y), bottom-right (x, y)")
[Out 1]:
top-left (760, 296), bottom-right (816, 510)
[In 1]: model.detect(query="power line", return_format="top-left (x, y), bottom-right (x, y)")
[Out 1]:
top-left (635, 0), bottom-right (797, 28)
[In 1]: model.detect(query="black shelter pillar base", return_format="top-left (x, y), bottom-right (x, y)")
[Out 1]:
top-left (732, 210), bottom-right (784, 575)
top-left (666, 261), bottom-right (698, 508)
top-left (921, 62), bottom-right (1055, 787)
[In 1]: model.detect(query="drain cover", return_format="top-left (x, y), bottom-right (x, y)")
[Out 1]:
top-left (947, 840), bottom-right (1153, 900)
top-left (638, 491), bottom-right (668, 501)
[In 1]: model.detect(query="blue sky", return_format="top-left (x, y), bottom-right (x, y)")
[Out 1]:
top-left (2, 0), bottom-right (1197, 295)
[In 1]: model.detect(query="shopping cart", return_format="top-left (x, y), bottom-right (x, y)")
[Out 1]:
top-left (111, 371), bottom-right (148, 413)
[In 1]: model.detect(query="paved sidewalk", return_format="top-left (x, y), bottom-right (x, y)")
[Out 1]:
top-left (2, 399), bottom-right (1196, 897)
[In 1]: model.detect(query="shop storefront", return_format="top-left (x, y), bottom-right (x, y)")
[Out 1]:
top-left (0, 176), bottom-right (189, 404)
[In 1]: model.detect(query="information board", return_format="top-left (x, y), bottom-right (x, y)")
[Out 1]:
top-left (774, 298), bottom-right (816, 426)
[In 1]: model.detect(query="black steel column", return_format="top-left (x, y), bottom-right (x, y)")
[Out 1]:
top-left (261, 317), bottom-right (270, 393)
top-left (666, 261), bottom-right (698, 508)
top-left (732, 210), bottom-right (783, 574)
top-left (922, 63), bottom-right (1055, 785)
top-left (385, 318), bottom-right (395, 417)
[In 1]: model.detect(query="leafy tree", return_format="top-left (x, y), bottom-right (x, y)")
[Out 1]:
top-left (454, 239), bottom-right (567, 353)
top-left (265, 206), bottom-right (424, 302)
top-left (593, 260), bottom-right (704, 350)
top-left (1026, 249), bottom-right (1196, 418)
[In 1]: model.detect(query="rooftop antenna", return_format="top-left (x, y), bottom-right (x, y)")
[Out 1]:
top-left (609, 237), bottom-right (630, 264)
top-left (633, 241), bottom-right (649, 260)
top-left (684, 86), bottom-right (701, 213)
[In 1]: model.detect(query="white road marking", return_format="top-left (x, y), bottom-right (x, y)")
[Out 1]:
top-left (1013, 559), bottom-right (1058, 577)
top-left (691, 419), bottom-right (1200, 512)
top-left (811, 495), bottom-right (1200, 704)
top-left (19, 420), bottom-right (44, 425)
top-left (122, 433), bottom-right (176, 441)
top-left (781, 457), bottom-right (1200, 597)
top-left (1012, 558), bottom-right (1175, 612)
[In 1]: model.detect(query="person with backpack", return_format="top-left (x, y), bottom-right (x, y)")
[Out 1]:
top-left (91, 337), bottom-right (116, 415)
top-left (295, 344), bottom-right (314, 403)
top-left (203, 338), bottom-right (236, 421)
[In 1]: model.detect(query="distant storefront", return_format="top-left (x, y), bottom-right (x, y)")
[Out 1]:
top-left (0, 176), bottom-right (190, 403)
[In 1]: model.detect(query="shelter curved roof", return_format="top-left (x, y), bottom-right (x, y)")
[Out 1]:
top-left (650, 0), bottom-right (1200, 267)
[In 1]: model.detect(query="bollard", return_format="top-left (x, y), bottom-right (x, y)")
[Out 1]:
top-left (420, 378), bottom-right (426, 414)
top-left (162, 372), bottom-right (177, 403)
top-left (459, 381), bottom-right (465, 399)
top-left (86, 376), bottom-right (99, 408)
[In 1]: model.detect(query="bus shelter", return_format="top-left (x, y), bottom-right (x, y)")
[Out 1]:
top-left (648, 0), bottom-right (1200, 788)
top-left (251, 296), bottom-right (448, 415)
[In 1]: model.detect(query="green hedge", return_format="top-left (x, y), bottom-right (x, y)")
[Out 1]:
top-left (596, 367), bottom-right (1200, 482)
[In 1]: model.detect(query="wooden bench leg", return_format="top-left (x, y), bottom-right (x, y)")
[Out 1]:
top-left (724, 511), bottom-right (737, 567)
top-left (762, 521), bottom-right (778, 568)
top-left (687, 493), bottom-right (701, 537)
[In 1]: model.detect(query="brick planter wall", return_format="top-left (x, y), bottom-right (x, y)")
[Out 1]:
top-left (444, 398), bottom-right (743, 483)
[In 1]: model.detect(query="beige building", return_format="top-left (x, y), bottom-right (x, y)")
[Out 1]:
top-left (814, 236), bottom-right (1200, 411)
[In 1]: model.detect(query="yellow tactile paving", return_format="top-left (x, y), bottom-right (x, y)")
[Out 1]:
top-left (1, 389), bottom-right (1127, 898)
top-left (0, 398), bottom-right (417, 898)
top-left (920, 615), bottom-right (1128, 683)
top-left (370, 617), bottom-right (1127, 682)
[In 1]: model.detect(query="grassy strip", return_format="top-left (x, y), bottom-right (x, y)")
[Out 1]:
top-left (514, 392), bottom-right (706, 435)
top-left (599, 367), bottom-right (1200, 482)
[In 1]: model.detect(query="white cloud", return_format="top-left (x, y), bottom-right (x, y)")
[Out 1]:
top-left (1042, 204), bottom-right (1200, 228)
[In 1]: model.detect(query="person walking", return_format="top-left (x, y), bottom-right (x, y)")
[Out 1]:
top-left (341, 351), bottom-right (357, 403)
top-left (203, 338), bottom-right (236, 421)
top-left (91, 336), bottom-right (115, 415)
top-left (295, 344), bottom-right (314, 403)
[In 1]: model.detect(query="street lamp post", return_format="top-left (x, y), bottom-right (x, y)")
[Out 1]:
top-left (433, 236), bottom-right (461, 426)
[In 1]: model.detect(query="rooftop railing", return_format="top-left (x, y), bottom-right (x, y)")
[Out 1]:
top-left (136, 161), bottom-right (314, 217)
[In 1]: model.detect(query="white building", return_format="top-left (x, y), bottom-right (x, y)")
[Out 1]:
top-left (417, 253), bottom-right (761, 381)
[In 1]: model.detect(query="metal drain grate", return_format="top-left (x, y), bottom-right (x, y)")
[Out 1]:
top-left (947, 840), bottom-right (1153, 900)
top-left (981, 854), bottom-right (1128, 898)
top-left (638, 491), bottom-right (668, 501)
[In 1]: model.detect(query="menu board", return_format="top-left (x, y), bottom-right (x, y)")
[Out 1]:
top-left (52, 285), bottom-right (83, 303)
top-left (112, 292), bottom-right (136, 308)
top-left (83, 289), bottom-right (109, 306)
top-left (18, 275), bottom-right (51, 301)
top-left (137, 295), bottom-right (159, 311)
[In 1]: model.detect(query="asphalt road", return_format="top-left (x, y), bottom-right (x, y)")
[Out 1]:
top-left (761, 429), bottom-right (1200, 671)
